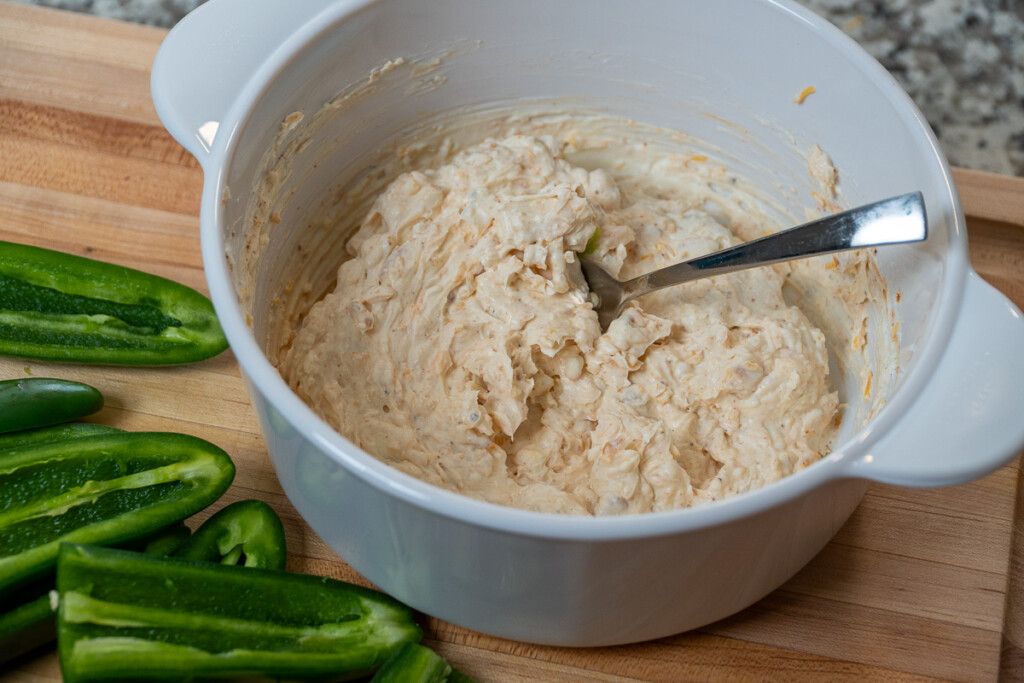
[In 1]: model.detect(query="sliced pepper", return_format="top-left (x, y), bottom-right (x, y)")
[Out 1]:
top-left (0, 378), bottom-right (104, 434)
top-left (56, 544), bottom-right (423, 682)
top-left (0, 431), bottom-right (234, 596)
top-left (0, 423), bottom-right (123, 664)
top-left (0, 575), bottom-right (55, 664)
top-left (0, 240), bottom-right (228, 365)
top-left (1, 520), bottom-right (190, 666)
top-left (134, 521), bottom-right (192, 557)
top-left (0, 421), bottom-right (121, 451)
top-left (371, 642), bottom-right (477, 683)
top-left (0, 505), bottom-right (265, 666)
top-left (0, 525), bottom-right (196, 666)
top-left (173, 499), bottom-right (287, 570)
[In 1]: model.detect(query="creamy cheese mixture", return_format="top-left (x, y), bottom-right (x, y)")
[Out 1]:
top-left (279, 124), bottom-right (849, 515)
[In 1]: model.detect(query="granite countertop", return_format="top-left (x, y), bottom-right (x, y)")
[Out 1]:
top-left (11, 0), bottom-right (1024, 177)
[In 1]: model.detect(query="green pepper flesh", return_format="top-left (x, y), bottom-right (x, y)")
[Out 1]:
top-left (0, 575), bottom-right (56, 664)
top-left (0, 422), bottom-right (121, 451)
top-left (0, 240), bottom-right (228, 365)
top-left (173, 499), bottom-right (287, 570)
top-left (57, 544), bottom-right (422, 682)
top-left (2, 517), bottom-right (192, 665)
top-left (0, 431), bottom-right (234, 596)
top-left (0, 423), bottom-right (124, 664)
top-left (370, 642), bottom-right (455, 683)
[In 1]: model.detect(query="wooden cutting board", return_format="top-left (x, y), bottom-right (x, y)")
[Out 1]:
top-left (2, 3), bottom-right (1022, 680)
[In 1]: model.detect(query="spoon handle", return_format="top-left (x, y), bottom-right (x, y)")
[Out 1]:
top-left (623, 191), bottom-right (927, 301)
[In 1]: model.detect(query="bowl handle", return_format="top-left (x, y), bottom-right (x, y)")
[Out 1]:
top-left (150, 0), bottom-right (337, 163)
top-left (847, 271), bottom-right (1024, 486)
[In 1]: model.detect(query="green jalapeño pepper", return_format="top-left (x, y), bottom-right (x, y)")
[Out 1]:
top-left (129, 499), bottom-right (289, 567)
top-left (0, 521), bottom-right (191, 666)
top-left (0, 240), bottom-right (228, 365)
top-left (0, 423), bottom-right (124, 664)
top-left (371, 642), bottom-right (477, 683)
top-left (1, 500), bottom-right (284, 665)
top-left (0, 431), bottom-right (234, 597)
top-left (132, 521), bottom-right (192, 557)
top-left (0, 378), bottom-right (104, 434)
top-left (0, 421), bottom-right (120, 451)
top-left (0, 574), bottom-right (57, 665)
top-left (0, 521), bottom-right (187, 666)
top-left (173, 499), bottom-right (287, 570)
top-left (56, 544), bottom-right (423, 682)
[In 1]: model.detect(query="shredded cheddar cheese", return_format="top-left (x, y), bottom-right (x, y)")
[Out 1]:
top-left (793, 86), bottom-right (816, 104)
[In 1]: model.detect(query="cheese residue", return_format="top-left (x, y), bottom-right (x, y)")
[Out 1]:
top-left (793, 86), bottom-right (817, 104)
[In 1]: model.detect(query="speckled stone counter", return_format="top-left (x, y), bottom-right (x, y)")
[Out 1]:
top-left (801, 0), bottom-right (1023, 177)
top-left (11, 0), bottom-right (1024, 176)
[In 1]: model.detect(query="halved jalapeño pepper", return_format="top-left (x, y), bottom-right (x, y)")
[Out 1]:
top-left (0, 421), bottom-right (121, 451)
top-left (56, 544), bottom-right (423, 682)
top-left (0, 240), bottom-right (228, 365)
top-left (371, 642), bottom-right (477, 683)
top-left (173, 499), bottom-right (287, 570)
top-left (0, 431), bottom-right (235, 596)
top-left (0, 575), bottom-right (56, 665)
top-left (0, 423), bottom-right (124, 664)
top-left (1, 500), bottom-right (284, 665)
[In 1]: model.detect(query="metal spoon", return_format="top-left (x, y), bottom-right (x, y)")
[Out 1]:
top-left (578, 191), bottom-right (927, 331)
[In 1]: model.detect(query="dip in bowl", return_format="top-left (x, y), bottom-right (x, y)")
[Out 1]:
top-left (152, 0), bottom-right (1024, 645)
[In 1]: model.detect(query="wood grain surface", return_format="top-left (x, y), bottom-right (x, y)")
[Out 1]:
top-left (1, 3), bottom-right (1022, 681)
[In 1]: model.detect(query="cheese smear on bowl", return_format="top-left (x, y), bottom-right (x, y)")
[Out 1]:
top-left (276, 115), bottom-right (878, 516)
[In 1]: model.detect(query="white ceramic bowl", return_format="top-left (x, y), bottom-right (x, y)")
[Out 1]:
top-left (151, 0), bottom-right (1024, 646)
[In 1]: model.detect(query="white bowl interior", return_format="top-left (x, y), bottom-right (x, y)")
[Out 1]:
top-left (220, 0), bottom-right (957, 498)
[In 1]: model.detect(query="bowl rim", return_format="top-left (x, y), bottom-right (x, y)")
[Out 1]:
top-left (200, 0), bottom-right (969, 541)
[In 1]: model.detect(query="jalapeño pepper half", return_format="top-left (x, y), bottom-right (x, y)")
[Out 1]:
top-left (0, 421), bottom-right (121, 451)
top-left (57, 544), bottom-right (423, 682)
top-left (0, 423), bottom-right (124, 664)
top-left (0, 378), bottom-right (104, 434)
top-left (0, 240), bottom-right (228, 365)
top-left (371, 642), bottom-right (477, 683)
top-left (1, 501), bottom-right (285, 664)
top-left (0, 575), bottom-right (56, 665)
top-left (173, 499), bottom-right (287, 570)
top-left (0, 431), bottom-right (234, 596)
